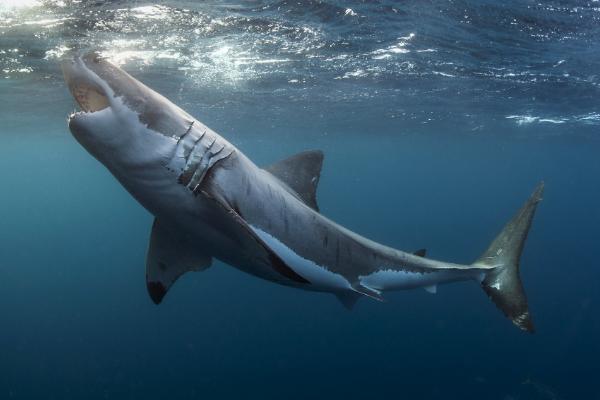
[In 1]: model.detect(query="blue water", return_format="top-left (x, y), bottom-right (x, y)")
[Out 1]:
top-left (1, 1), bottom-right (599, 399)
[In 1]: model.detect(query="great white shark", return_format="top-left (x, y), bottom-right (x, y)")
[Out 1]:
top-left (62, 52), bottom-right (543, 332)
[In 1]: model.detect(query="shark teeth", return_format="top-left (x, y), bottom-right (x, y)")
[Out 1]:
top-left (67, 106), bottom-right (107, 123)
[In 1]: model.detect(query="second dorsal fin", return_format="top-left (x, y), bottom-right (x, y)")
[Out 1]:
top-left (413, 248), bottom-right (427, 257)
top-left (265, 150), bottom-right (324, 211)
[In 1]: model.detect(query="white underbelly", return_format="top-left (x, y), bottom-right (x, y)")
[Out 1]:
top-left (359, 268), bottom-right (480, 291)
top-left (250, 225), bottom-right (352, 291)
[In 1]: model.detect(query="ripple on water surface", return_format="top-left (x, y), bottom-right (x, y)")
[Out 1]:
top-left (0, 0), bottom-right (598, 131)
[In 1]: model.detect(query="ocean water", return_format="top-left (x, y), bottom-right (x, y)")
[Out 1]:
top-left (1, 1), bottom-right (599, 399)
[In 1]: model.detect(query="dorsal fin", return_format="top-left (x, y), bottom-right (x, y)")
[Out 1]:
top-left (265, 150), bottom-right (324, 211)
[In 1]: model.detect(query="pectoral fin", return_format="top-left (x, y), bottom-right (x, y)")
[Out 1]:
top-left (335, 291), bottom-right (361, 310)
top-left (146, 219), bottom-right (212, 304)
top-left (265, 150), bottom-right (324, 211)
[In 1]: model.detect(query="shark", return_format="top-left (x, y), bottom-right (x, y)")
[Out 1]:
top-left (62, 52), bottom-right (543, 332)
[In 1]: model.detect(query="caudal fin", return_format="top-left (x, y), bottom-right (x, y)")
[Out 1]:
top-left (473, 182), bottom-right (544, 333)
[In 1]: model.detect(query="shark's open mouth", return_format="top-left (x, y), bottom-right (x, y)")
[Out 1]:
top-left (68, 81), bottom-right (110, 114)
top-left (62, 53), bottom-right (111, 115)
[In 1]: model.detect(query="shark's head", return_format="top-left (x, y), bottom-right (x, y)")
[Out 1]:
top-left (62, 52), bottom-right (193, 163)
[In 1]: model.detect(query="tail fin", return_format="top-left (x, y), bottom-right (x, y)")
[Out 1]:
top-left (474, 182), bottom-right (544, 333)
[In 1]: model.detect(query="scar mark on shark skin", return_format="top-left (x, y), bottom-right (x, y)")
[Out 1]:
top-left (184, 129), bottom-right (205, 161)
top-left (179, 131), bottom-right (208, 184)
top-left (181, 120), bottom-right (194, 140)
top-left (166, 122), bottom-right (204, 173)
top-left (190, 143), bottom-right (225, 193)
top-left (171, 126), bottom-right (234, 195)
top-left (191, 153), bottom-right (232, 195)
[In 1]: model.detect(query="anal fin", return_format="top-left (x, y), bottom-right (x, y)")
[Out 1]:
top-left (146, 219), bottom-right (212, 304)
top-left (424, 284), bottom-right (437, 294)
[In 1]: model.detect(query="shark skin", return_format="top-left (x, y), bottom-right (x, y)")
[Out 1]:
top-left (62, 52), bottom-right (543, 332)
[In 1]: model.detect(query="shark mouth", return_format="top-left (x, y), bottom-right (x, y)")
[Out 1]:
top-left (69, 81), bottom-right (109, 114)
top-left (62, 54), bottom-right (111, 116)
